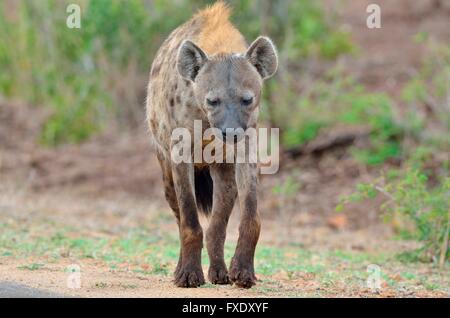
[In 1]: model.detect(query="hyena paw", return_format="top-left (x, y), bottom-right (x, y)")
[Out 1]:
top-left (229, 261), bottom-right (257, 289)
top-left (208, 266), bottom-right (231, 285)
top-left (174, 259), bottom-right (182, 278)
top-left (174, 266), bottom-right (205, 288)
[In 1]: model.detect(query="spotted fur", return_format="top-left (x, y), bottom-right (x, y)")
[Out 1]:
top-left (146, 1), bottom-right (277, 288)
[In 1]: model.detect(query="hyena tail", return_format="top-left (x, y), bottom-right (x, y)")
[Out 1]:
top-left (194, 167), bottom-right (213, 216)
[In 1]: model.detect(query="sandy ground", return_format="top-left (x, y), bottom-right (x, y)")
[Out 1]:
top-left (0, 259), bottom-right (266, 298)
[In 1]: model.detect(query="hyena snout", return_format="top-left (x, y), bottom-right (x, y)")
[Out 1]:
top-left (217, 113), bottom-right (247, 143)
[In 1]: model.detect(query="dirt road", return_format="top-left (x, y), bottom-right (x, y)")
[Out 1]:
top-left (0, 282), bottom-right (67, 298)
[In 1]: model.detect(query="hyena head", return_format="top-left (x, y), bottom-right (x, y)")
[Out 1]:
top-left (177, 36), bottom-right (278, 142)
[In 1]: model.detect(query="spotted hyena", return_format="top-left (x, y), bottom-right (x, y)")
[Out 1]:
top-left (146, 1), bottom-right (277, 288)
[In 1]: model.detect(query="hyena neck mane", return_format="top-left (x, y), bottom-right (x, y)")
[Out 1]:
top-left (193, 1), bottom-right (247, 56)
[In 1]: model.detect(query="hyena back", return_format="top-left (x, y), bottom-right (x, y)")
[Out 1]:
top-left (146, 1), bottom-right (277, 288)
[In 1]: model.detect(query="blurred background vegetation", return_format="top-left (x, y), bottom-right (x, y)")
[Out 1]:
top-left (0, 0), bottom-right (356, 145)
top-left (0, 0), bottom-right (448, 265)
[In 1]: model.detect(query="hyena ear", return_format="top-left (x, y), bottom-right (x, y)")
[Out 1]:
top-left (177, 40), bottom-right (209, 82)
top-left (246, 36), bottom-right (278, 80)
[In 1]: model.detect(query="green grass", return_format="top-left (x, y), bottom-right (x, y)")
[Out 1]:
top-left (18, 263), bottom-right (45, 271)
top-left (1, 218), bottom-right (448, 296)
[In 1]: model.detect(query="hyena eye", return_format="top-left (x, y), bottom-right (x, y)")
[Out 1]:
top-left (242, 96), bottom-right (253, 106)
top-left (206, 98), bottom-right (220, 107)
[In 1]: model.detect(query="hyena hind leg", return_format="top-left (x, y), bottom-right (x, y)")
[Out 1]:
top-left (157, 154), bottom-right (183, 277)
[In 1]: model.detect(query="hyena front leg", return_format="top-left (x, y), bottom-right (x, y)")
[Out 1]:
top-left (171, 162), bottom-right (205, 288)
top-left (207, 164), bottom-right (237, 284)
top-left (229, 163), bottom-right (260, 288)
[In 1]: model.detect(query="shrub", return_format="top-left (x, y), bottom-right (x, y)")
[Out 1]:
top-left (278, 71), bottom-right (402, 165)
top-left (337, 39), bottom-right (450, 266)
top-left (337, 149), bottom-right (449, 266)
top-left (401, 39), bottom-right (450, 147)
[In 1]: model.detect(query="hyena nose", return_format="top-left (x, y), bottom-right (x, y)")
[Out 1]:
top-left (222, 130), bottom-right (237, 142)
top-left (221, 130), bottom-right (240, 143)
